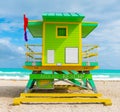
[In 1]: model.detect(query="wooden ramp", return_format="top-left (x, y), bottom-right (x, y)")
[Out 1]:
top-left (13, 85), bottom-right (112, 106)
top-left (13, 93), bottom-right (111, 106)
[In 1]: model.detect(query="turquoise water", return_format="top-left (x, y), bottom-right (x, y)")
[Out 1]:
top-left (91, 69), bottom-right (120, 80)
top-left (0, 68), bottom-right (120, 80)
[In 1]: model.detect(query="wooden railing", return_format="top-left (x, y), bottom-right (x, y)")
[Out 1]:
top-left (82, 44), bottom-right (98, 63)
top-left (25, 44), bottom-right (42, 62)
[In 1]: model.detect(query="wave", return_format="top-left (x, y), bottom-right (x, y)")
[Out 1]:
top-left (0, 75), bottom-right (29, 80)
top-left (0, 71), bottom-right (22, 74)
top-left (0, 69), bottom-right (120, 80)
top-left (93, 78), bottom-right (120, 80)
top-left (93, 75), bottom-right (110, 78)
top-left (0, 75), bottom-right (120, 80)
top-left (0, 71), bottom-right (30, 75)
top-left (93, 75), bottom-right (120, 80)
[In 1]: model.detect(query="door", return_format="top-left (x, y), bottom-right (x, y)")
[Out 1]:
top-left (65, 48), bottom-right (78, 64)
top-left (47, 50), bottom-right (54, 64)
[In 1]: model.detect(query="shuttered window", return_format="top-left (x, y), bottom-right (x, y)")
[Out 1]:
top-left (56, 26), bottom-right (68, 38)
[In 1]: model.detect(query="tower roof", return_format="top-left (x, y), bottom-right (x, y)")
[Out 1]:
top-left (27, 20), bottom-right (43, 38)
top-left (27, 13), bottom-right (98, 38)
top-left (82, 22), bottom-right (98, 38)
top-left (42, 12), bottom-right (85, 22)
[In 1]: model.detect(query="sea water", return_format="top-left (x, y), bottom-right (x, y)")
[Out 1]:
top-left (0, 68), bottom-right (120, 80)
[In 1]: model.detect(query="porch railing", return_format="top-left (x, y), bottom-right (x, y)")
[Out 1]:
top-left (82, 44), bottom-right (98, 66)
top-left (25, 44), bottom-right (42, 66)
top-left (24, 44), bottom-right (98, 66)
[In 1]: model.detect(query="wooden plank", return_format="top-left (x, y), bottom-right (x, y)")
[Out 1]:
top-left (20, 93), bottom-right (102, 97)
top-left (26, 52), bottom-right (42, 55)
top-left (83, 53), bottom-right (98, 58)
top-left (13, 97), bottom-right (112, 106)
top-left (83, 45), bottom-right (98, 53)
top-left (23, 66), bottom-right (99, 71)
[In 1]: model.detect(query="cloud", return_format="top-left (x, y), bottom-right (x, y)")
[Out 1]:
top-left (0, 19), bottom-right (23, 33)
top-left (0, 38), bottom-right (25, 68)
top-left (0, 0), bottom-right (118, 18)
top-left (0, 38), bottom-right (24, 53)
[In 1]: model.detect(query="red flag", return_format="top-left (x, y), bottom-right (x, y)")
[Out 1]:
top-left (24, 14), bottom-right (28, 32)
top-left (23, 14), bottom-right (28, 41)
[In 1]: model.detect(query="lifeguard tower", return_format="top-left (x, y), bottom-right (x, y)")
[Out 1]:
top-left (13, 13), bottom-right (112, 105)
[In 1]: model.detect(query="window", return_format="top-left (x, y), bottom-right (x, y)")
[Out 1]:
top-left (47, 50), bottom-right (54, 64)
top-left (65, 48), bottom-right (78, 63)
top-left (56, 26), bottom-right (68, 38)
top-left (58, 28), bottom-right (66, 36)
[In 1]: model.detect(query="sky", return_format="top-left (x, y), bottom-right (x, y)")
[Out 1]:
top-left (0, 0), bottom-right (120, 69)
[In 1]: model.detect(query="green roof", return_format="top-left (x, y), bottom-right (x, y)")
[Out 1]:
top-left (82, 22), bottom-right (98, 38)
top-left (42, 13), bottom-right (85, 22)
top-left (27, 21), bottom-right (98, 38)
top-left (27, 13), bottom-right (98, 38)
top-left (27, 21), bottom-right (42, 38)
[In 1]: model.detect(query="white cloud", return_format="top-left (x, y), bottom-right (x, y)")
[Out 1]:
top-left (0, 0), bottom-right (118, 19)
top-left (0, 38), bottom-right (25, 54)
top-left (17, 47), bottom-right (25, 54)
top-left (0, 38), bottom-right (25, 67)
top-left (0, 22), bottom-right (22, 32)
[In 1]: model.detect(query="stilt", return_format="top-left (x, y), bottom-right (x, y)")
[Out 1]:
top-left (24, 79), bottom-right (35, 93)
top-left (88, 79), bottom-right (97, 93)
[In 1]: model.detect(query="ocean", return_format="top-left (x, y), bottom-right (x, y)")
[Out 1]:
top-left (0, 68), bottom-right (120, 80)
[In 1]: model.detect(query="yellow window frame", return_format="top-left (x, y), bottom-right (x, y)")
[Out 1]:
top-left (56, 26), bottom-right (68, 38)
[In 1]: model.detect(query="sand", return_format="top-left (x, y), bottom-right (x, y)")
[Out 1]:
top-left (0, 80), bottom-right (120, 112)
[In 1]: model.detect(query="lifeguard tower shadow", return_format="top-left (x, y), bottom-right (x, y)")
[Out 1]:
top-left (0, 86), bottom-right (24, 98)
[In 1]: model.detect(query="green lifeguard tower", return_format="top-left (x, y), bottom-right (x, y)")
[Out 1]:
top-left (13, 13), bottom-right (112, 105)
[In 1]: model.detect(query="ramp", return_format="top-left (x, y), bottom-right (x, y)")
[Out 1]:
top-left (13, 85), bottom-right (112, 106)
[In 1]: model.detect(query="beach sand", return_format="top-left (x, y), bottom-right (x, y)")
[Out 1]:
top-left (0, 80), bottom-right (120, 112)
